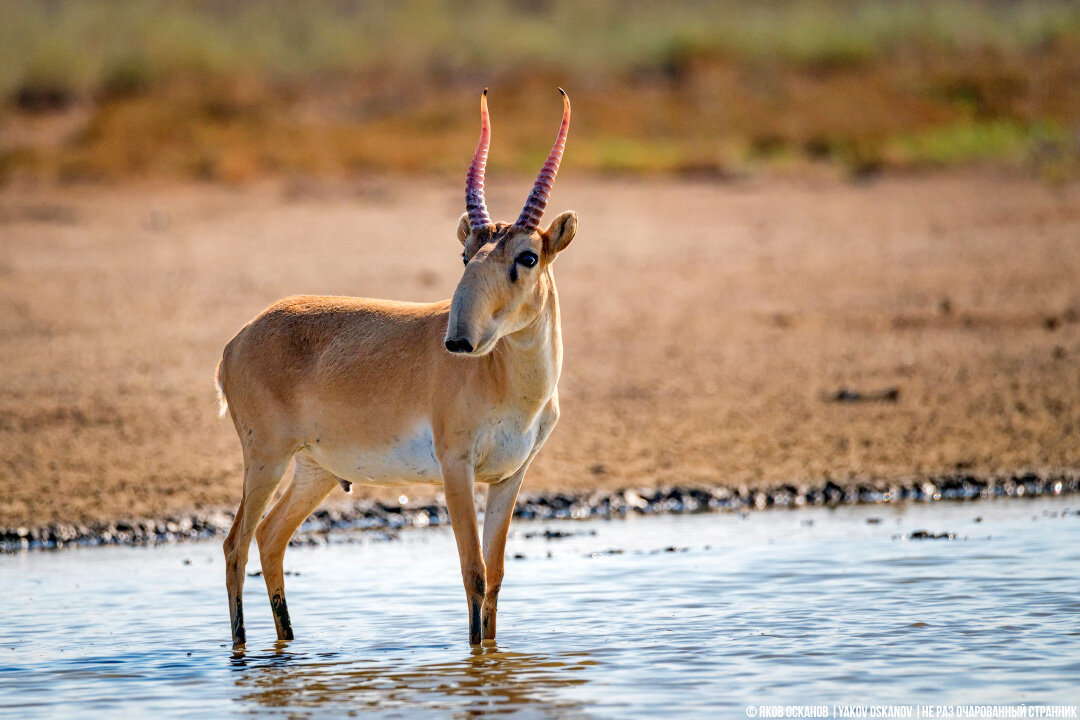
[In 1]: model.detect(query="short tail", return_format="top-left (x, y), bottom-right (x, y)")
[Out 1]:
top-left (215, 358), bottom-right (229, 418)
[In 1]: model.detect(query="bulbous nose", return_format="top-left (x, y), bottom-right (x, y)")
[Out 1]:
top-left (444, 337), bottom-right (474, 354)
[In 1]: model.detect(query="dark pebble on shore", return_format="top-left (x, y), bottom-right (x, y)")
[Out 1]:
top-left (523, 528), bottom-right (596, 540)
top-left (907, 530), bottom-right (956, 540)
top-left (828, 386), bottom-right (900, 403)
top-left (248, 570), bottom-right (300, 577)
top-left (588, 548), bottom-right (625, 558)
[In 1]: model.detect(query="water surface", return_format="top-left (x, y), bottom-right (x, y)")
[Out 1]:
top-left (3, 497), bottom-right (1078, 717)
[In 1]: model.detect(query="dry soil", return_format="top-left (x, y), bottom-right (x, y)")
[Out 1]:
top-left (1, 172), bottom-right (1078, 527)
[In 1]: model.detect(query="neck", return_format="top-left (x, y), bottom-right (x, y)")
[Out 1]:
top-left (493, 271), bottom-right (562, 406)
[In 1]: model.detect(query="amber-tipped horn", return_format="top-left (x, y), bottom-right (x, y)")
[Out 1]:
top-left (514, 88), bottom-right (571, 232)
top-left (465, 89), bottom-right (492, 229)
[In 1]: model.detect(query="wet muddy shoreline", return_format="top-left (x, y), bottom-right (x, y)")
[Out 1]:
top-left (3, 471), bottom-right (1077, 553)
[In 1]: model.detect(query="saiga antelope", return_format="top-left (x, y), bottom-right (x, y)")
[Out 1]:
top-left (216, 89), bottom-right (577, 649)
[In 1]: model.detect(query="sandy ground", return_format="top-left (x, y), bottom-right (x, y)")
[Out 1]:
top-left (1, 172), bottom-right (1078, 528)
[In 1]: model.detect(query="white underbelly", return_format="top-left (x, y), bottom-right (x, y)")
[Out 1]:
top-left (304, 412), bottom-right (547, 487)
top-left (307, 422), bottom-right (443, 487)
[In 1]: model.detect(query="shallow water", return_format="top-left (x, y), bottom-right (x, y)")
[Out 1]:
top-left (3, 497), bottom-right (1079, 718)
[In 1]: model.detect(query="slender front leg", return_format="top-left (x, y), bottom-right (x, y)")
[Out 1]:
top-left (481, 466), bottom-right (527, 643)
top-left (442, 462), bottom-right (486, 646)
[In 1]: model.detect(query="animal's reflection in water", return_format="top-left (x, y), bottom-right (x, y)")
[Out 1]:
top-left (231, 644), bottom-right (596, 716)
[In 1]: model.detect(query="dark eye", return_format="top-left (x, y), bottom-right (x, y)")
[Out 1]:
top-left (462, 252), bottom-right (468, 266)
top-left (515, 251), bottom-right (538, 268)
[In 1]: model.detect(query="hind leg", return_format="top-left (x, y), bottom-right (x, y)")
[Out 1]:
top-left (255, 455), bottom-right (338, 642)
top-left (224, 452), bottom-right (291, 649)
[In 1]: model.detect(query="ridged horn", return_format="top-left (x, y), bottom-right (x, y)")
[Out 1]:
top-left (514, 88), bottom-right (571, 231)
top-left (465, 89), bottom-right (492, 229)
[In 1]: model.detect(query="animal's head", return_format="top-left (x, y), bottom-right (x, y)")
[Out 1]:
top-left (445, 89), bottom-right (578, 356)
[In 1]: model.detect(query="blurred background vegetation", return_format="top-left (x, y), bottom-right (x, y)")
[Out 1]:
top-left (1, 0), bottom-right (1078, 182)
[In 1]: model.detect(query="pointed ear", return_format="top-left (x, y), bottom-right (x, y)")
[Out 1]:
top-left (543, 210), bottom-right (578, 256)
top-left (457, 212), bottom-right (471, 245)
